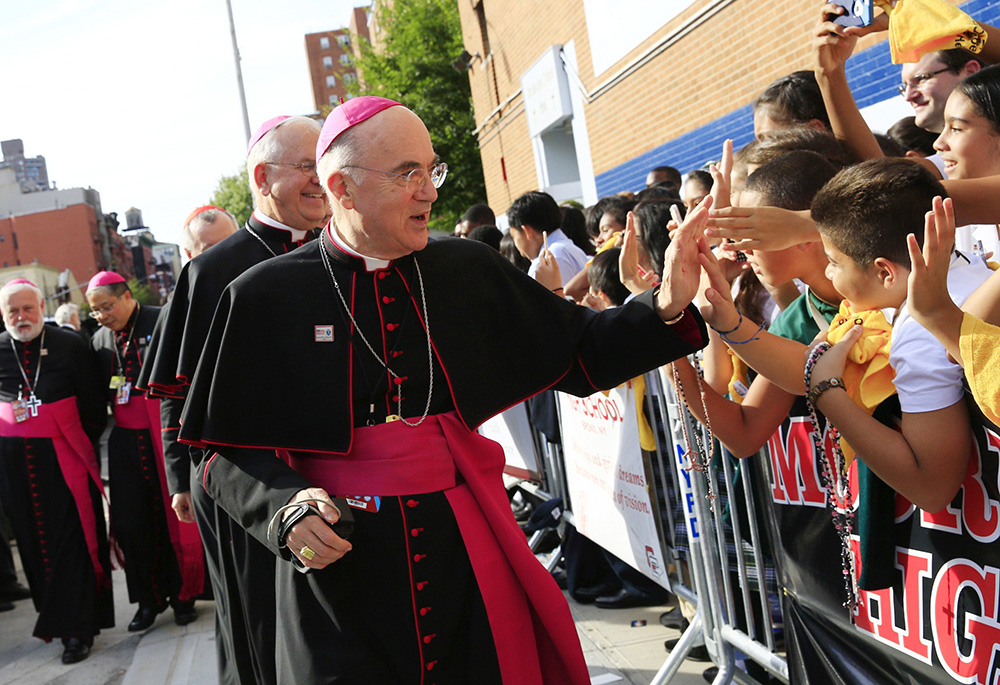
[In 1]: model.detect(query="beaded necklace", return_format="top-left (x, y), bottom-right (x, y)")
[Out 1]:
top-left (804, 341), bottom-right (859, 617)
top-left (670, 356), bottom-right (717, 508)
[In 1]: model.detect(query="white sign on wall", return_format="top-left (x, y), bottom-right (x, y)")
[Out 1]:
top-left (521, 45), bottom-right (574, 138)
top-left (558, 384), bottom-right (669, 588)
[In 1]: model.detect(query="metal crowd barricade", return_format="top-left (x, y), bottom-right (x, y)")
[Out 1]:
top-left (497, 366), bottom-right (790, 683)
top-left (646, 366), bottom-right (789, 684)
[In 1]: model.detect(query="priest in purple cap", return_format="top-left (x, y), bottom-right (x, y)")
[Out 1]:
top-left (0, 278), bottom-right (112, 664)
top-left (179, 97), bottom-right (710, 683)
top-left (136, 115), bottom-right (328, 685)
top-left (87, 271), bottom-right (206, 633)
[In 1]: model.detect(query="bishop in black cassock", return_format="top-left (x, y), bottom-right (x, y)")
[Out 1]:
top-left (136, 116), bottom-right (328, 685)
top-left (177, 97), bottom-right (712, 684)
top-left (88, 271), bottom-right (206, 631)
top-left (0, 280), bottom-right (112, 664)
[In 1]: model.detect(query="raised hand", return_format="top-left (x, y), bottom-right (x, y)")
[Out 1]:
top-left (906, 197), bottom-right (963, 362)
top-left (620, 212), bottom-right (657, 296)
top-left (706, 206), bottom-right (819, 252)
top-left (657, 195), bottom-right (713, 321)
top-left (709, 139), bottom-right (734, 211)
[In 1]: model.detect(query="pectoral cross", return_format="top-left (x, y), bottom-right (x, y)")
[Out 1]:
top-left (24, 392), bottom-right (41, 418)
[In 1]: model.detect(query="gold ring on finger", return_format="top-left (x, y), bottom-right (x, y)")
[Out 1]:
top-left (299, 545), bottom-right (316, 561)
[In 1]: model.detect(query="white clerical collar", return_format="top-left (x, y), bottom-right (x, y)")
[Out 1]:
top-left (252, 210), bottom-right (308, 242)
top-left (327, 225), bottom-right (390, 271)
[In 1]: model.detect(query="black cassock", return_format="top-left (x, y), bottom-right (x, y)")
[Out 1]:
top-left (136, 215), bottom-right (313, 685)
top-left (179, 233), bottom-right (708, 683)
top-left (0, 325), bottom-right (113, 640)
top-left (93, 304), bottom-right (207, 608)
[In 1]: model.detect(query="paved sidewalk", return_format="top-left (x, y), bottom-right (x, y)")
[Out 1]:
top-left (0, 549), bottom-right (709, 684)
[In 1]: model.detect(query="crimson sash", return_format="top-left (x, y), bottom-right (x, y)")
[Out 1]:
top-left (0, 397), bottom-right (109, 589)
top-left (282, 411), bottom-right (589, 685)
top-left (115, 395), bottom-right (205, 600)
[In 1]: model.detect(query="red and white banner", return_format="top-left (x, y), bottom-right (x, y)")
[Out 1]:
top-left (558, 383), bottom-right (669, 589)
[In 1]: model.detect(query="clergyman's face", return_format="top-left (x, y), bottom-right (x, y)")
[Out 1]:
top-left (2, 290), bottom-right (44, 342)
top-left (345, 108), bottom-right (440, 259)
top-left (260, 122), bottom-right (329, 230)
top-left (87, 289), bottom-right (135, 332)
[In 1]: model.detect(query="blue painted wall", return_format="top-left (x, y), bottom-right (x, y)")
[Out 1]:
top-left (594, 0), bottom-right (1000, 197)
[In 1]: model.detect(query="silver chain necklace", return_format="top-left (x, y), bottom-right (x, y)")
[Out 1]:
top-left (319, 238), bottom-right (434, 427)
top-left (244, 225), bottom-right (277, 257)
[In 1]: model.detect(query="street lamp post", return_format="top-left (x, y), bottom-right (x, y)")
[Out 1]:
top-left (225, 0), bottom-right (252, 144)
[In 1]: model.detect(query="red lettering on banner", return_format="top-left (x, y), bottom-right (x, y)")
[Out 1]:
top-left (931, 559), bottom-right (1000, 684)
top-left (569, 395), bottom-right (624, 424)
top-left (767, 417), bottom-right (825, 507)
top-left (853, 544), bottom-right (933, 663)
top-left (918, 436), bottom-right (1000, 542)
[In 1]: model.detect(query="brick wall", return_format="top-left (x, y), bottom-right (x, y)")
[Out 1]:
top-left (0, 204), bottom-right (104, 287)
top-left (459, 0), bottom-right (998, 213)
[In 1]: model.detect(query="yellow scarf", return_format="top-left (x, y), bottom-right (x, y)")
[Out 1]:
top-left (825, 302), bottom-right (897, 462)
top-left (875, 0), bottom-right (987, 64)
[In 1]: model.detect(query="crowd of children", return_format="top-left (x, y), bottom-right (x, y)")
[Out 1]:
top-left (457, 1), bottom-right (1000, 679)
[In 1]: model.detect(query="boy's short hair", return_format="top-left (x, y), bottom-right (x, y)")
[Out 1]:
top-left (587, 248), bottom-right (630, 307)
top-left (743, 150), bottom-right (839, 212)
top-left (811, 158), bottom-right (946, 267)
top-left (506, 191), bottom-right (562, 233)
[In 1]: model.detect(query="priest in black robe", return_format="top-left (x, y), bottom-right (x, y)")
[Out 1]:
top-left (0, 279), bottom-right (112, 664)
top-left (135, 117), bottom-right (328, 685)
top-left (88, 271), bottom-right (206, 632)
top-left (178, 97), bottom-right (713, 684)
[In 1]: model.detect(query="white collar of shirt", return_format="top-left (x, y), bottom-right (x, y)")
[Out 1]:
top-left (327, 225), bottom-right (390, 272)
top-left (252, 210), bottom-right (308, 242)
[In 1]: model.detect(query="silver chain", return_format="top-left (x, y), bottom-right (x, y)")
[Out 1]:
top-left (319, 239), bottom-right (434, 427)
top-left (244, 225), bottom-right (278, 257)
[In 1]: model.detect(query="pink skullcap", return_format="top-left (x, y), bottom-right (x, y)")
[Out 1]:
top-left (183, 205), bottom-right (226, 229)
top-left (4, 278), bottom-right (36, 288)
top-left (247, 115), bottom-right (291, 156)
top-left (316, 96), bottom-right (403, 161)
top-left (88, 271), bottom-right (127, 291)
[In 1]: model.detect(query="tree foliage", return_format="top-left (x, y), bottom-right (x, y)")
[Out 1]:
top-left (127, 278), bottom-right (158, 306)
top-left (350, 0), bottom-right (486, 231)
top-left (210, 166), bottom-right (253, 227)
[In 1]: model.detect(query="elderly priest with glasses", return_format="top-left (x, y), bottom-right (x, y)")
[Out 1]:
top-left (179, 96), bottom-right (711, 683)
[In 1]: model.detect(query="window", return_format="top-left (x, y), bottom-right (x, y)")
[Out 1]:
top-left (344, 73), bottom-right (357, 85)
top-left (320, 37), bottom-right (330, 50)
top-left (337, 35), bottom-right (350, 47)
top-left (326, 75), bottom-right (336, 88)
top-left (329, 94), bottom-right (338, 106)
top-left (323, 56), bottom-right (333, 69)
top-left (339, 54), bottom-right (351, 66)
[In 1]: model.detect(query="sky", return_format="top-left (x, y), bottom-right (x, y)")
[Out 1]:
top-left (1, 0), bottom-right (363, 247)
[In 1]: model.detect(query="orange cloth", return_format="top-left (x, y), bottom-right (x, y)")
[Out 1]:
top-left (825, 302), bottom-right (897, 462)
top-left (875, 0), bottom-right (987, 64)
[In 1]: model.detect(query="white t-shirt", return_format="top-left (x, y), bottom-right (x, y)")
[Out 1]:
top-left (927, 153), bottom-right (949, 179)
top-left (889, 251), bottom-right (991, 413)
top-left (528, 228), bottom-right (588, 287)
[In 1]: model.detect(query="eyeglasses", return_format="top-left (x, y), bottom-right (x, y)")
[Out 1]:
top-left (897, 67), bottom-right (954, 95)
top-left (266, 161), bottom-right (318, 177)
top-left (88, 296), bottom-right (121, 319)
top-left (342, 162), bottom-right (448, 192)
